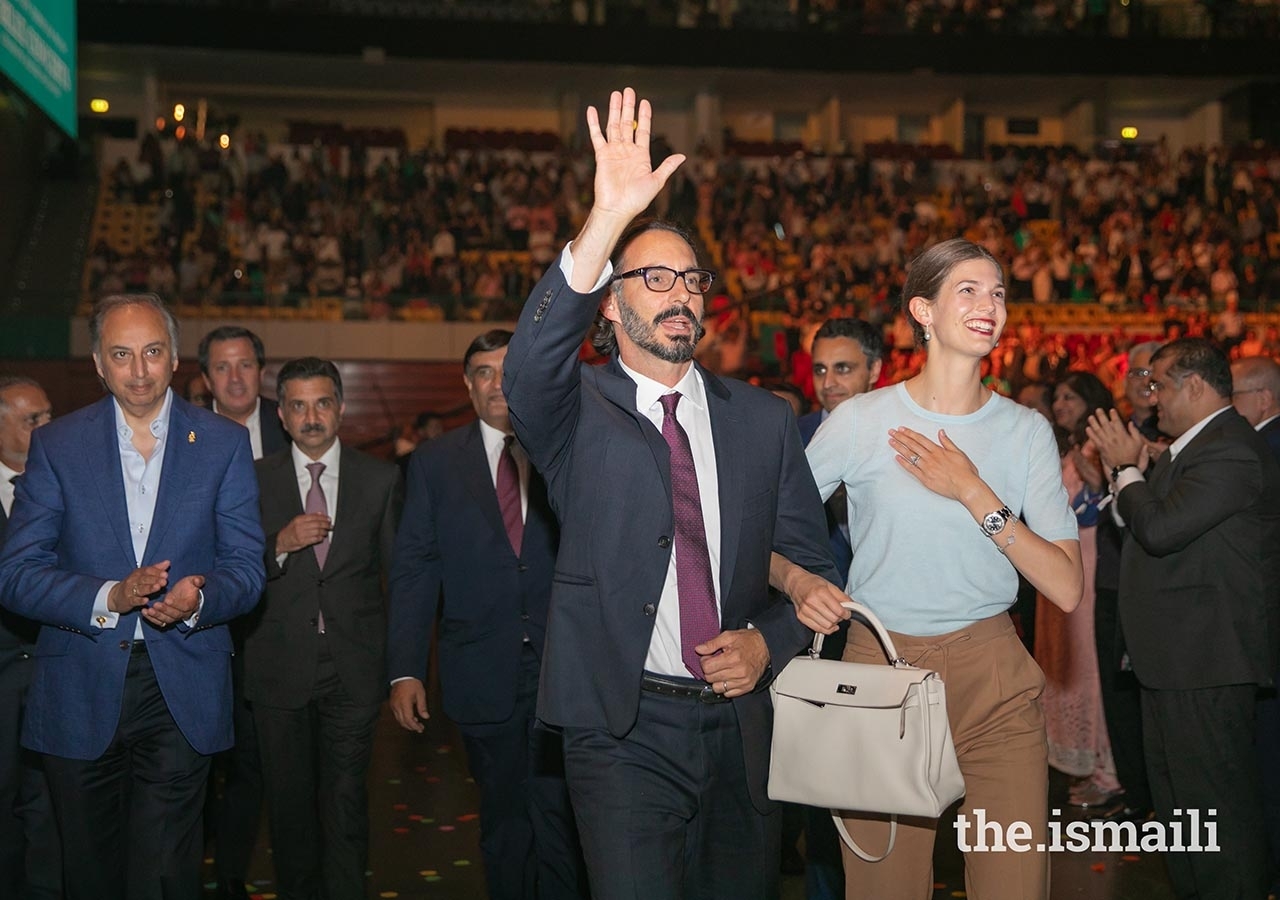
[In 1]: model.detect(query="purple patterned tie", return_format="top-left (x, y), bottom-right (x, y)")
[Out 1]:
top-left (496, 436), bottom-right (523, 557)
top-left (659, 392), bottom-right (720, 680)
top-left (306, 462), bottom-right (329, 634)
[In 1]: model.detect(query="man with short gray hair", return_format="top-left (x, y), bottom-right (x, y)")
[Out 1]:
top-left (0, 294), bottom-right (265, 900)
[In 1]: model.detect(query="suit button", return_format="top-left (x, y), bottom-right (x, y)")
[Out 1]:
top-left (20, 652), bottom-right (30, 660)
top-left (658, 536), bottom-right (671, 548)
top-left (308, 618), bottom-right (318, 628)
top-left (521, 613), bottom-right (530, 621)
top-left (119, 640), bottom-right (130, 651)
top-left (643, 603), bottom-right (656, 616)
top-left (518, 564), bottom-right (528, 572)
top-left (317, 579), bottom-right (325, 587)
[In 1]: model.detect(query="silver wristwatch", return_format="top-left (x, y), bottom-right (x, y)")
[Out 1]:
top-left (980, 505), bottom-right (1015, 537)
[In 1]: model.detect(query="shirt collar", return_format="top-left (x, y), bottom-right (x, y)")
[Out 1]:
top-left (1169, 405), bottom-right (1232, 460)
top-left (1257, 413), bottom-right (1280, 433)
top-left (477, 418), bottom-right (514, 456)
top-left (113, 388), bottom-right (173, 443)
top-left (0, 458), bottom-right (18, 485)
top-left (291, 438), bottom-right (341, 475)
top-left (616, 359), bottom-right (707, 416)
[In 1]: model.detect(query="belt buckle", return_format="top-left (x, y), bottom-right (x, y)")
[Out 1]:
top-left (697, 683), bottom-right (724, 704)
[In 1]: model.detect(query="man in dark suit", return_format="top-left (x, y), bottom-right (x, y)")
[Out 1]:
top-left (503, 88), bottom-right (838, 900)
top-left (199, 325), bottom-right (290, 459)
top-left (245, 356), bottom-right (403, 900)
top-left (1232, 354), bottom-right (1280, 896)
top-left (1088, 337), bottom-right (1280, 900)
top-left (1232, 356), bottom-right (1280, 456)
top-left (0, 293), bottom-right (266, 900)
top-left (198, 325), bottom-right (287, 900)
top-left (0, 376), bottom-right (59, 899)
top-left (388, 329), bottom-right (585, 900)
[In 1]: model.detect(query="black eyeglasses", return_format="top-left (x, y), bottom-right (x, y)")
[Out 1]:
top-left (612, 266), bottom-right (716, 295)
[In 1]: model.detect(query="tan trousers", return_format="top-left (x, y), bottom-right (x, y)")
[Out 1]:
top-left (840, 612), bottom-right (1049, 900)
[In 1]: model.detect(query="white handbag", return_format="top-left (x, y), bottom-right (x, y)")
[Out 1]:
top-left (768, 600), bottom-right (965, 861)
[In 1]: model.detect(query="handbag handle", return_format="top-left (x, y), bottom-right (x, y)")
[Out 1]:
top-left (809, 600), bottom-right (909, 666)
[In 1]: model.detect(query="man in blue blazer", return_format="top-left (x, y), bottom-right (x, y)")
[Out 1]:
top-left (503, 88), bottom-right (838, 900)
top-left (0, 294), bottom-right (266, 900)
top-left (388, 329), bottom-right (585, 900)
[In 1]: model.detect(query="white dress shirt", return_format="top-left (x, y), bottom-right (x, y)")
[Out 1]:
top-left (214, 396), bottom-right (264, 460)
top-left (478, 418), bottom-right (528, 521)
top-left (617, 358), bottom-right (723, 678)
top-left (276, 440), bottom-right (342, 567)
top-left (91, 390), bottom-right (201, 635)
top-left (0, 459), bottom-right (19, 518)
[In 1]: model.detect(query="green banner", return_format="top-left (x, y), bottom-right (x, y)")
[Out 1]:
top-left (0, 0), bottom-right (75, 137)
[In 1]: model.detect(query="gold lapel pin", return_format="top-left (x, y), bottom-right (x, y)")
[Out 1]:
top-left (188, 431), bottom-right (196, 444)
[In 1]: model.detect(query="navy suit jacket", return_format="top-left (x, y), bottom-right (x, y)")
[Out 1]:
top-left (1261, 416), bottom-right (1280, 462)
top-left (504, 265), bottom-right (838, 811)
top-left (1117, 408), bottom-right (1280, 690)
top-left (0, 393), bottom-right (265, 759)
top-left (247, 445), bottom-right (402, 710)
top-left (797, 409), bottom-right (822, 446)
top-left (259, 397), bottom-right (290, 457)
top-left (387, 421), bottom-right (558, 726)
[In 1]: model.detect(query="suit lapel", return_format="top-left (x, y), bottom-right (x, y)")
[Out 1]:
top-left (704, 369), bottom-right (743, 620)
top-left (458, 423), bottom-right (512, 552)
top-left (597, 358), bottom-right (674, 498)
top-left (90, 397), bottom-right (138, 566)
top-left (144, 399), bottom-right (197, 564)
top-left (328, 447), bottom-right (367, 570)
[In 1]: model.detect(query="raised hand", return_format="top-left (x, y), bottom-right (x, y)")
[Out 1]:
top-left (586, 87), bottom-right (686, 223)
top-left (569, 87), bottom-right (687, 291)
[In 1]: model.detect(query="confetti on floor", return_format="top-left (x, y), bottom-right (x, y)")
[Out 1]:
top-left (438, 824), bottom-right (456, 832)
top-left (1122, 855), bottom-right (1141, 862)
top-left (392, 803), bottom-right (408, 811)
top-left (1091, 862), bottom-right (1107, 872)
top-left (393, 827), bottom-right (410, 834)
top-left (378, 892), bottom-right (400, 898)
top-left (452, 859), bottom-right (472, 867)
top-left (457, 813), bottom-right (479, 822)
top-left (419, 870), bottom-right (438, 877)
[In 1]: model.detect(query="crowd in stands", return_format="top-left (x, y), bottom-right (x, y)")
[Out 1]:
top-left (85, 124), bottom-right (1280, 403)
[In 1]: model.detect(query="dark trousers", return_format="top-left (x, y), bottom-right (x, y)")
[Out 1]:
top-left (1142, 684), bottom-right (1267, 900)
top-left (458, 643), bottom-right (586, 900)
top-left (563, 689), bottom-right (780, 900)
top-left (43, 644), bottom-right (211, 900)
top-left (254, 639), bottom-right (380, 900)
top-left (1094, 587), bottom-right (1150, 809)
top-left (1256, 683), bottom-right (1280, 893)
top-left (210, 648), bottom-right (264, 885)
top-left (0, 647), bottom-right (60, 900)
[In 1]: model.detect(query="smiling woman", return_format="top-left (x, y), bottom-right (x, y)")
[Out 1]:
top-left (794, 237), bottom-right (1084, 900)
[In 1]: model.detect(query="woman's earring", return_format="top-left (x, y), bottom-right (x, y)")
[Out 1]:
top-left (923, 327), bottom-right (931, 342)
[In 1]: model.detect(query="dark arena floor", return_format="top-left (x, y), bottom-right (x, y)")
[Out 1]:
top-left (203, 685), bottom-right (1177, 900)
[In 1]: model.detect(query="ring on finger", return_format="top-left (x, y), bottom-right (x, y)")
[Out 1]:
top-left (909, 454), bottom-right (921, 466)
top-left (722, 681), bottom-right (729, 693)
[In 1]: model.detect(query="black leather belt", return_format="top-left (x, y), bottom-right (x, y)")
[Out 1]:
top-left (640, 672), bottom-right (730, 704)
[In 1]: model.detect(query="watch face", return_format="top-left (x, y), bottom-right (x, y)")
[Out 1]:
top-left (982, 510), bottom-right (1007, 535)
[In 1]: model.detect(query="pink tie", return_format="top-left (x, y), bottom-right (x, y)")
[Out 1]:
top-left (659, 393), bottom-right (720, 681)
top-left (305, 462), bottom-right (329, 633)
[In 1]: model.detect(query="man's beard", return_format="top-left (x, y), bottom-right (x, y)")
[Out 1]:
top-left (616, 295), bottom-right (705, 364)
